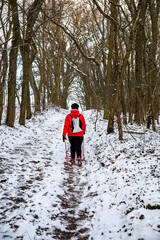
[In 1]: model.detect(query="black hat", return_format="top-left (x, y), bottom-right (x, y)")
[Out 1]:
top-left (71, 103), bottom-right (79, 109)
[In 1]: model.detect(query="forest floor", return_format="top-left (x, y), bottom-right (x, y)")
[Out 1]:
top-left (0, 106), bottom-right (160, 240)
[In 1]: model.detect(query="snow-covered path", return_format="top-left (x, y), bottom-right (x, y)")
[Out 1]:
top-left (0, 106), bottom-right (160, 240)
top-left (0, 107), bottom-right (91, 239)
top-left (0, 107), bottom-right (66, 239)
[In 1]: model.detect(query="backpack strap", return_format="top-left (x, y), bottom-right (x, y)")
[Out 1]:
top-left (69, 114), bottom-right (73, 129)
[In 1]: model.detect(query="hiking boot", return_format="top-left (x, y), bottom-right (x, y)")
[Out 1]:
top-left (70, 158), bottom-right (75, 163)
top-left (77, 157), bottom-right (82, 166)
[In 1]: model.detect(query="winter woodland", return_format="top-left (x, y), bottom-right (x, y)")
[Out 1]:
top-left (0, 0), bottom-right (160, 239)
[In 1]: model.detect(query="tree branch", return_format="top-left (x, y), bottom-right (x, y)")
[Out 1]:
top-left (92, 0), bottom-right (117, 26)
top-left (42, 13), bottom-right (100, 67)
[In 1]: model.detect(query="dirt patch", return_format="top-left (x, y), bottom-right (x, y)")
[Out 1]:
top-left (53, 164), bottom-right (91, 239)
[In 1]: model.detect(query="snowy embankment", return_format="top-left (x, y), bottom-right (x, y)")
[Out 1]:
top-left (0, 106), bottom-right (160, 240)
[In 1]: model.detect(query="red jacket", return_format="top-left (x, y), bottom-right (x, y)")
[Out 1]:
top-left (63, 110), bottom-right (86, 137)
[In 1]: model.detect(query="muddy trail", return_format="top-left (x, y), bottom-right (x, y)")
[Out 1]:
top-left (53, 163), bottom-right (90, 240)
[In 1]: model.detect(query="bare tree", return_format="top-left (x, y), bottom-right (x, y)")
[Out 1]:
top-left (6, 0), bottom-right (20, 127)
top-left (19, 0), bottom-right (45, 125)
top-left (0, 2), bottom-right (11, 124)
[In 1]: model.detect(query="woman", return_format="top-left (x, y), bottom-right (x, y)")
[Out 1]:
top-left (62, 103), bottom-right (86, 165)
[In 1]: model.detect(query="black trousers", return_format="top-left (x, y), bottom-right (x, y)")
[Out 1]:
top-left (68, 136), bottom-right (83, 159)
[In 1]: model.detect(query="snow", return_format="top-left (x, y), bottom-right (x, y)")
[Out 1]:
top-left (0, 105), bottom-right (160, 240)
top-left (143, 194), bottom-right (160, 209)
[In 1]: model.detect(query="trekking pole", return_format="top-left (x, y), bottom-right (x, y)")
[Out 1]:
top-left (65, 140), bottom-right (68, 165)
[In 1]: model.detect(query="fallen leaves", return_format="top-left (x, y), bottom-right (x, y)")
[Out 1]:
top-left (139, 214), bottom-right (145, 220)
top-left (35, 176), bottom-right (43, 181)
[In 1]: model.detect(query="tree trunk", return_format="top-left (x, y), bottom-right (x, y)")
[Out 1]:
top-left (146, 0), bottom-right (159, 130)
top-left (54, 44), bottom-right (61, 106)
top-left (19, 46), bottom-right (30, 125)
top-left (107, 1), bottom-right (120, 137)
top-left (6, 0), bottom-right (20, 127)
top-left (0, 47), bottom-right (8, 124)
top-left (103, 11), bottom-right (114, 120)
top-left (121, 81), bottom-right (127, 124)
top-left (128, 51), bottom-right (135, 124)
top-left (26, 80), bottom-right (32, 119)
top-left (29, 63), bottom-right (41, 112)
top-left (134, 0), bottom-right (148, 124)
